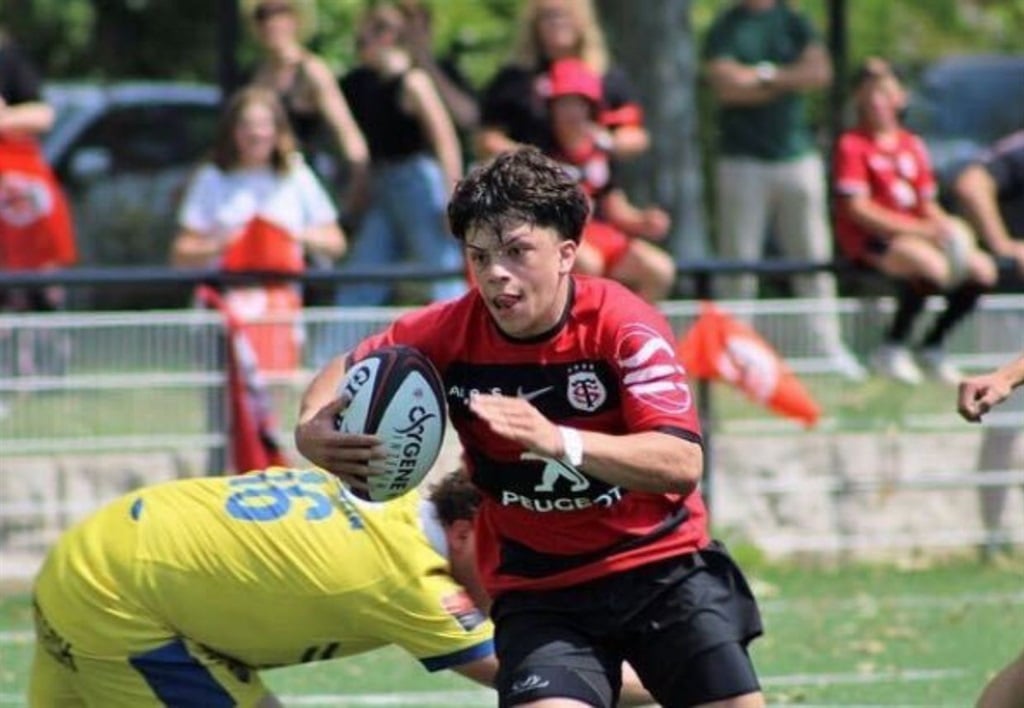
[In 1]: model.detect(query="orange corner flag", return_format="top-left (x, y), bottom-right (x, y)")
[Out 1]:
top-left (676, 301), bottom-right (821, 427)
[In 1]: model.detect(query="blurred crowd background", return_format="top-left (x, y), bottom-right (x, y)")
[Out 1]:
top-left (3, 0), bottom-right (1021, 292)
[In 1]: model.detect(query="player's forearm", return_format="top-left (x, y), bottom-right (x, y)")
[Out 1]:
top-left (997, 353), bottom-right (1024, 390)
top-left (573, 430), bottom-right (702, 494)
top-left (298, 355), bottom-right (349, 424)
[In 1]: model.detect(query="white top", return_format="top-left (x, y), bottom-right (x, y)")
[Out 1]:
top-left (178, 154), bottom-right (337, 267)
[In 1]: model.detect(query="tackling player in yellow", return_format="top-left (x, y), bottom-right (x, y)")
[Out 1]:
top-left (30, 467), bottom-right (655, 707)
top-left (29, 468), bottom-right (495, 707)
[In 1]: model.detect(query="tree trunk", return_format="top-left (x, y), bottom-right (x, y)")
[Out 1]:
top-left (595, 0), bottom-right (710, 280)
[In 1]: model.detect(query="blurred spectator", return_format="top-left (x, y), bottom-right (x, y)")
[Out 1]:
top-left (952, 132), bottom-right (1024, 558)
top-left (329, 3), bottom-right (465, 311)
top-left (954, 132), bottom-right (1024, 279)
top-left (833, 60), bottom-right (997, 386)
top-left (703, 0), bottom-right (866, 382)
top-left (246, 0), bottom-right (370, 219)
top-left (546, 58), bottom-right (674, 302)
top-left (476, 0), bottom-right (649, 162)
top-left (171, 87), bottom-right (345, 375)
top-left (397, 0), bottom-right (480, 137)
top-left (0, 28), bottom-right (76, 381)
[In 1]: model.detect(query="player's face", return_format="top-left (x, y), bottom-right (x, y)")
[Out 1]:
top-left (465, 222), bottom-right (577, 339)
top-left (234, 103), bottom-right (277, 167)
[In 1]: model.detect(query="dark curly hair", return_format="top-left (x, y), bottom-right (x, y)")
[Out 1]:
top-left (428, 468), bottom-right (481, 526)
top-left (447, 147), bottom-right (590, 245)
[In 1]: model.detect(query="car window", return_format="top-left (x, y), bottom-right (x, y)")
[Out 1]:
top-left (56, 103), bottom-right (218, 178)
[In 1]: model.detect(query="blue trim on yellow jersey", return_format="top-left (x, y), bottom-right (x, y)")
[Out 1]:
top-left (419, 638), bottom-right (495, 672)
top-left (129, 639), bottom-right (235, 707)
top-left (130, 497), bottom-right (144, 520)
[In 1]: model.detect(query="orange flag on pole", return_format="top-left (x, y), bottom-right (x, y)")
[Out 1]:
top-left (676, 301), bottom-right (821, 427)
top-left (197, 285), bottom-right (289, 473)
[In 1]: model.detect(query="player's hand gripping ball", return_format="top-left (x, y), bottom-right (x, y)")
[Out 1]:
top-left (336, 346), bottom-right (447, 501)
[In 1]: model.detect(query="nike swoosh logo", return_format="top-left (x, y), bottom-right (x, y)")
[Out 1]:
top-left (516, 385), bottom-right (554, 402)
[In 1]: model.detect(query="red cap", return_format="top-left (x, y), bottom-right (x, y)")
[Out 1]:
top-left (547, 58), bottom-right (602, 105)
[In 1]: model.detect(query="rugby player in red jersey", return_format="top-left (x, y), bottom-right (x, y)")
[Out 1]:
top-left (296, 147), bottom-right (765, 708)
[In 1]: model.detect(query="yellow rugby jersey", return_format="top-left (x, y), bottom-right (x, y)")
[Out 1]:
top-left (35, 467), bottom-right (493, 672)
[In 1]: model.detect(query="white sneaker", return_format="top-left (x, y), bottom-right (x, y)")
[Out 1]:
top-left (871, 344), bottom-right (923, 385)
top-left (829, 349), bottom-right (868, 382)
top-left (916, 347), bottom-right (963, 385)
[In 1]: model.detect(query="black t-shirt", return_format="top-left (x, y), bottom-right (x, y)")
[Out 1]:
top-left (982, 132), bottom-right (1024, 228)
top-left (340, 67), bottom-right (429, 162)
top-left (480, 62), bottom-right (639, 153)
top-left (0, 40), bottom-right (44, 105)
top-left (967, 132), bottom-right (1024, 290)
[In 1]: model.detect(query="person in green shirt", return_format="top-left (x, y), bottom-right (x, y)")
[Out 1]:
top-left (703, 0), bottom-right (866, 382)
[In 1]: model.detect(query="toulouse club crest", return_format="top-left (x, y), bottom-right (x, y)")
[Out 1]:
top-left (566, 363), bottom-right (607, 412)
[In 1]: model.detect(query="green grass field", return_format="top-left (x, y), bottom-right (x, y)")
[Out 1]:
top-left (2, 557), bottom-right (1020, 706)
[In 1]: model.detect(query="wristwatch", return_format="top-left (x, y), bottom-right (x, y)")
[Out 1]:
top-left (558, 426), bottom-right (584, 467)
top-left (755, 61), bottom-right (778, 85)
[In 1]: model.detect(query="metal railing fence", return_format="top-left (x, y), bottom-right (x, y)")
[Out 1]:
top-left (1, 262), bottom-right (1022, 576)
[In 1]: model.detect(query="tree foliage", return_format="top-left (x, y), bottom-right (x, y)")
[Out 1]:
top-left (3, 0), bottom-right (1019, 87)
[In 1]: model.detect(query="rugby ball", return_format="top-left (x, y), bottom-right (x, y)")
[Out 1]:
top-left (336, 346), bottom-right (447, 502)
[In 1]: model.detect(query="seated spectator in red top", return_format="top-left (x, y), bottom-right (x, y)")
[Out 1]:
top-left (476, 0), bottom-right (648, 162)
top-left (546, 58), bottom-right (675, 302)
top-left (833, 59), bottom-right (997, 386)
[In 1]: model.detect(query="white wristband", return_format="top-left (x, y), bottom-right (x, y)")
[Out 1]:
top-left (558, 426), bottom-right (584, 467)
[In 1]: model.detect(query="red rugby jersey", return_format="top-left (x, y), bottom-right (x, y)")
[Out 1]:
top-left (833, 127), bottom-right (938, 260)
top-left (347, 276), bottom-right (708, 598)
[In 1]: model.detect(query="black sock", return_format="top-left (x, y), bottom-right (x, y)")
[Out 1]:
top-left (920, 283), bottom-right (983, 348)
top-left (886, 283), bottom-right (927, 344)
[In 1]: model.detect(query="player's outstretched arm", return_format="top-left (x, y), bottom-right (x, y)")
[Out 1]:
top-left (469, 393), bottom-right (702, 495)
top-left (957, 353), bottom-right (1024, 422)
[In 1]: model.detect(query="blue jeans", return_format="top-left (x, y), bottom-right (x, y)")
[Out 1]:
top-left (335, 153), bottom-right (465, 307)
